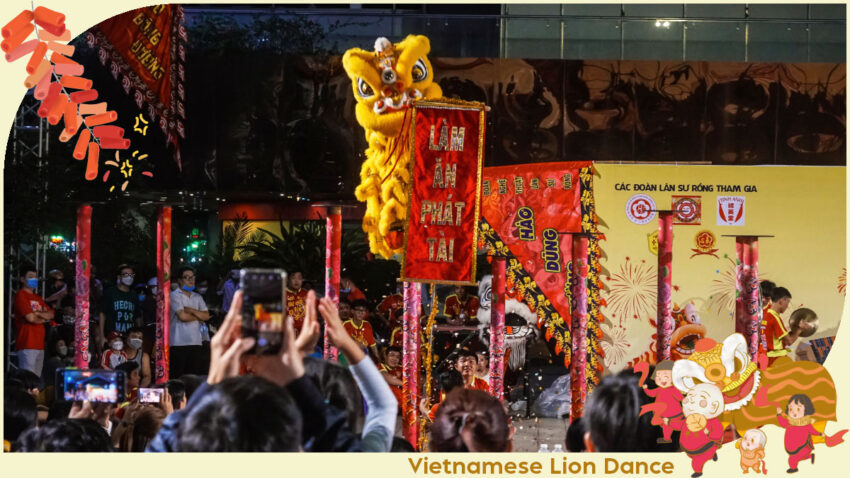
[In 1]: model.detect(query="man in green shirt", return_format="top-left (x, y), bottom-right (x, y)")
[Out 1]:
top-left (99, 264), bottom-right (141, 351)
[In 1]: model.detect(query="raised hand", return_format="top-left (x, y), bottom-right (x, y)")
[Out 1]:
top-left (207, 290), bottom-right (255, 385)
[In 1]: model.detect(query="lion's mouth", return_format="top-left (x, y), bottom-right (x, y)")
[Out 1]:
top-left (671, 323), bottom-right (707, 358)
top-left (373, 89), bottom-right (423, 114)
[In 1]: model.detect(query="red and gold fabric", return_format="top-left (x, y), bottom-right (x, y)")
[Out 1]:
top-left (764, 309), bottom-right (789, 359)
top-left (344, 319), bottom-right (376, 348)
top-left (87, 5), bottom-right (186, 166)
top-left (378, 293), bottom-right (404, 327)
top-left (468, 376), bottom-right (490, 392)
top-left (402, 100), bottom-right (485, 284)
top-left (390, 326), bottom-right (404, 348)
top-left (443, 294), bottom-right (480, 323)
top-left (286, 288), bottom-right (308, 334)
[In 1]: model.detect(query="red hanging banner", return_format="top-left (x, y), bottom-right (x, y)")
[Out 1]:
top-left (480, 161), bottom-right (590, 321)
top-left (86, 4), bottom-right (186, 166)
top-left (401, 100), bottom-right (485, 285)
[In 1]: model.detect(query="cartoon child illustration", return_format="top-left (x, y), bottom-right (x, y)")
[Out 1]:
top-left (776, 394), bottom-right (848, 473)
top-left (640, 360), bottom-right (684, 442)
top-left (672, 383), bottom-right (725, 478)
top-left (735, 428), bottom-right (767, 474)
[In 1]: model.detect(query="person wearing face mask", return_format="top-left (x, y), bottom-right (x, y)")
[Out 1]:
top-left (170, 266), bottom-right (211, 378)
top-left (13, 266), bottom-right (55, 377)
top-left (339, 275), bottom-right (367, 303)
top-left (44, 269), bottom-right (70, 311)
top-left (42, 338), bottom-right (74, 385)
top-left (124, 327), bottom-right (152, 387)
top-left (101, 331), bottom-right (128, 370)
top-left (99, 264), bottom-right (141, 351)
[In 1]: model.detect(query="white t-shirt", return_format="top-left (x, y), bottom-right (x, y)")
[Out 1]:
top-left (169, 289), bottom-right (208, 346)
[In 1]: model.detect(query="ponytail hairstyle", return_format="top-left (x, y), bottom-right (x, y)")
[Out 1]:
top-left (430, 389), bottom-right (510, 452)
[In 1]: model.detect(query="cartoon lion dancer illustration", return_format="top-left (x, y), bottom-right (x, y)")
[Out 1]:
top-left (669, 383), bottom-right (725, 478)
top-left (776, 394), bottom-right (848, 473)
top-left (342, 36), bottom-right (443, 258)
top-left (736, 429), bottom-right (767, 474)
top-left (638, 360), bottom-right (684, 443)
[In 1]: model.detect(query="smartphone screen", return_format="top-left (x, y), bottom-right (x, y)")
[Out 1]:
top-left (240, 268), bottom-right (287, 355)
top-left (139, 388), bottom-right (165, 403)
top-left (60, 369), bottom-right (126, 403)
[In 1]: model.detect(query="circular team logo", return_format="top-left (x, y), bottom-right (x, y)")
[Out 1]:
top-left (625, 194), bottom-right (656, 225)
top-left (695, 230), bottom-right (716, 250)
top-left (674, 197), bottom-right (700, 224)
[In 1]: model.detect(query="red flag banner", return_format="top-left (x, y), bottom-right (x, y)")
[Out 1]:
top-left (401, 100), bottom-right (485, 284)
top-left (480, 161), bottom-right (590, 318)
top-left (85, 4), bottom-right (186, 167)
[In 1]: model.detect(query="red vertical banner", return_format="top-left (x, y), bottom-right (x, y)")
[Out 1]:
top-left (401, 100), bottom-right (485, 285)
top-left (489, 257), bottom-right (506, 401)
top-left (570, 235), bottom-right (588, 421)
top-left (155, 206), bottom-right (171, 384)
top-left (402, 281), bottom-right (421, 448)
top-left (324, 207), bottom-right (341, 361)
top-left (87, 5), bottom-right (187, 159)
top-left (656, 211), bottom-right (674, 362)
top-left (74, 205), bottom-right (92, 369)
top-left (735, 237), bottom-right (760, 359)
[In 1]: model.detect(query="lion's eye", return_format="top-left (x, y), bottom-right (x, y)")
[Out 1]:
top-left (357, 78), bottom-right (375, 98)
top-left (411, 59), bottom-right (428, 82)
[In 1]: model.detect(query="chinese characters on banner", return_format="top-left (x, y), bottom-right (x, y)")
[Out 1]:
top-left (401, 101), bottom-right (485, 284)
top-left (87, 4), bottom-right (186, 167)
top-left (480, 162), bottom-right (590, 322)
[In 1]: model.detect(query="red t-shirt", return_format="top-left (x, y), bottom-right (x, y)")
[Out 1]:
top-left (378, 294), bottom-right (404, 326)
top-left (13, 289), bottom-right (51, 350)
top-left (341, 287), bottom-right (367, 304)
top-left (444, 295), bottom-right (480, 323)
top-left (390, 327), bottom-right (404, 348)
top-left (468, 376), bottom-right (490, 392)
top-left (764, 309), bottom-right (789, 357)
top-left (286, 288), bottom-right (309, 333)
top-left (343, 319), bottom-right (376, 348)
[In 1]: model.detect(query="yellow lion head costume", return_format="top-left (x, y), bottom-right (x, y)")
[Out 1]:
top-left (343, 35), bottom-right (443, 258)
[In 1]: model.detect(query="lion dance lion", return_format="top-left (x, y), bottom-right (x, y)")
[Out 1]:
top-left (342, 35), bottom-right (443, 258)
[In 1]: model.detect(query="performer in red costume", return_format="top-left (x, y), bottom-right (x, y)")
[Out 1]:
top-left (671, 383), bottom-right (725, 478)
top-left (640, 360), bottom-right (684, 443)
top-left (776, 394), bottom-right (848, 473)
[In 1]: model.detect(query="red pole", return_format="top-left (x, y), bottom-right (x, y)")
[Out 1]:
top-left (74, 204), bottom-right (91, 368)
top-left (402, 281), bottom-right (421, 448)
top-left (735, 237), bottom-right (760, 359)
top-left (570, 235), bottom-right (588, 421)
top-left (324, 207), bottom-right (341, 361)
top-left (490, 257), bottom-right (506, 400)
top-left (155, 206), bottom-right (172, 384)
top-left (656, 211), bottom-right (674, 362)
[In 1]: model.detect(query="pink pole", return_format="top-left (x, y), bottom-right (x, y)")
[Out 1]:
top-left (570, 235), bottom-right (589, 421)
top-left (656, 211), bottom-right (674, 362)
top-left (155, 206), bottom-right (172, 384)
top-left (324, 207), bottom-right (341, 361)
top-left (735, 237), bottom-right (760, 359)
top-left (489, 257), bottom-right (506, 400)
top-left (402, 281), bottom-right (421, 449)
top-left (74, 205), bottom-right (91, 368)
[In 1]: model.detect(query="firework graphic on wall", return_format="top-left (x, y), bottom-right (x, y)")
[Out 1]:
top-left (708, 255), bottom-right (770, 316)
top-left (839, 268), bottom-right (846, 296)
top-left (708, 256), bottom-right (737, 315)
top-left (603, 257), bottom-right (657, 326)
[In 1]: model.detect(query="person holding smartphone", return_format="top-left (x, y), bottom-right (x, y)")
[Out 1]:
top-left (169, 267), bottom-right (210, 378)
